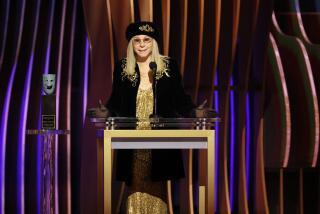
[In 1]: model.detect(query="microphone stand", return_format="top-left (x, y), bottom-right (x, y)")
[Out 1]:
top-left (149, 62), bottom-right (160, 121)
top-left (153, 75), bottom-right (158, 117)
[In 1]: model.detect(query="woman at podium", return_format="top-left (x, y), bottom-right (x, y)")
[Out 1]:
top-left (91, 21), bottom-right (211, 213)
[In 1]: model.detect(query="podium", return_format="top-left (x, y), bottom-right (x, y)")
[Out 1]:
top-left (92, 117), bottom-right (218, 214)
top-left (27, 129), bottom-right (70, 214)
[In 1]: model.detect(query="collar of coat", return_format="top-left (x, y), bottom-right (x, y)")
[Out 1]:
top-left (120, 58), bottom-right (170, 87)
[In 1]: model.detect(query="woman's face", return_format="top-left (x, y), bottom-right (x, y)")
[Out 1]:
top-left (132, 35), bottom-right (153, 61)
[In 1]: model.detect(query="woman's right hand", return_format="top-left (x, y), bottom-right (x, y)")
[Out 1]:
top-left (87, 100), bottom-right (109, 118)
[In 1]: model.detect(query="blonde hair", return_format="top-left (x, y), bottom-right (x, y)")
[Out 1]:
top-left (125, 38), bottom-right (168, 76)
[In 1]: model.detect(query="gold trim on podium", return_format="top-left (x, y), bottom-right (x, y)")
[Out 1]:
top-left (103, 129), bottom-right (215, 214)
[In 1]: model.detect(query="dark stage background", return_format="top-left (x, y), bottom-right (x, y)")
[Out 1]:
top-left (0, 0), bottom-right (320, 213)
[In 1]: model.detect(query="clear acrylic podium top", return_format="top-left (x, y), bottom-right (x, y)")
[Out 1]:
top-left (90, 117), bottom-right (220, 130)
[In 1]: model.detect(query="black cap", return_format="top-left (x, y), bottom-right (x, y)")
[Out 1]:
top-left (126, 21), bottom-right (159, 42)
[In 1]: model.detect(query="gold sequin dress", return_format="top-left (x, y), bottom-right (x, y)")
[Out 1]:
top-left (126, 87), bottom-right (168, 214)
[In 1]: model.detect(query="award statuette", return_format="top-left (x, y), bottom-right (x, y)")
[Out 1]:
top-left (42, 74), bottom-right (56, 129)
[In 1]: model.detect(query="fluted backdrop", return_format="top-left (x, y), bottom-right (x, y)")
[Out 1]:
top-left (0, 0), bottom-right (319, 213)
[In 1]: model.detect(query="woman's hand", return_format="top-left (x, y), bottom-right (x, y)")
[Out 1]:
top-left (87, 100), bottom-right (110, 118)
top-left (194, 100), bottom-right (217, 118)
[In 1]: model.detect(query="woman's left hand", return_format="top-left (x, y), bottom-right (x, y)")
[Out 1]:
top-left (193, 100), bottom-right (217, 118)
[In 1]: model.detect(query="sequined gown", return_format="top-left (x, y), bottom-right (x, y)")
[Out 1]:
top-left (126, 87), bottom-right (168, 214)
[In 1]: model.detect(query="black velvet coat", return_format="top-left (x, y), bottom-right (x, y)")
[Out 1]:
top-left (106, 57), bottom-right (195, 184)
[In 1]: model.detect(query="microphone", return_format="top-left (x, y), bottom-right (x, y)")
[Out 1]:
top-left (149, 61), bottom-right (157, 74)
top-left (149, 62), bottom-right (159, 118)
